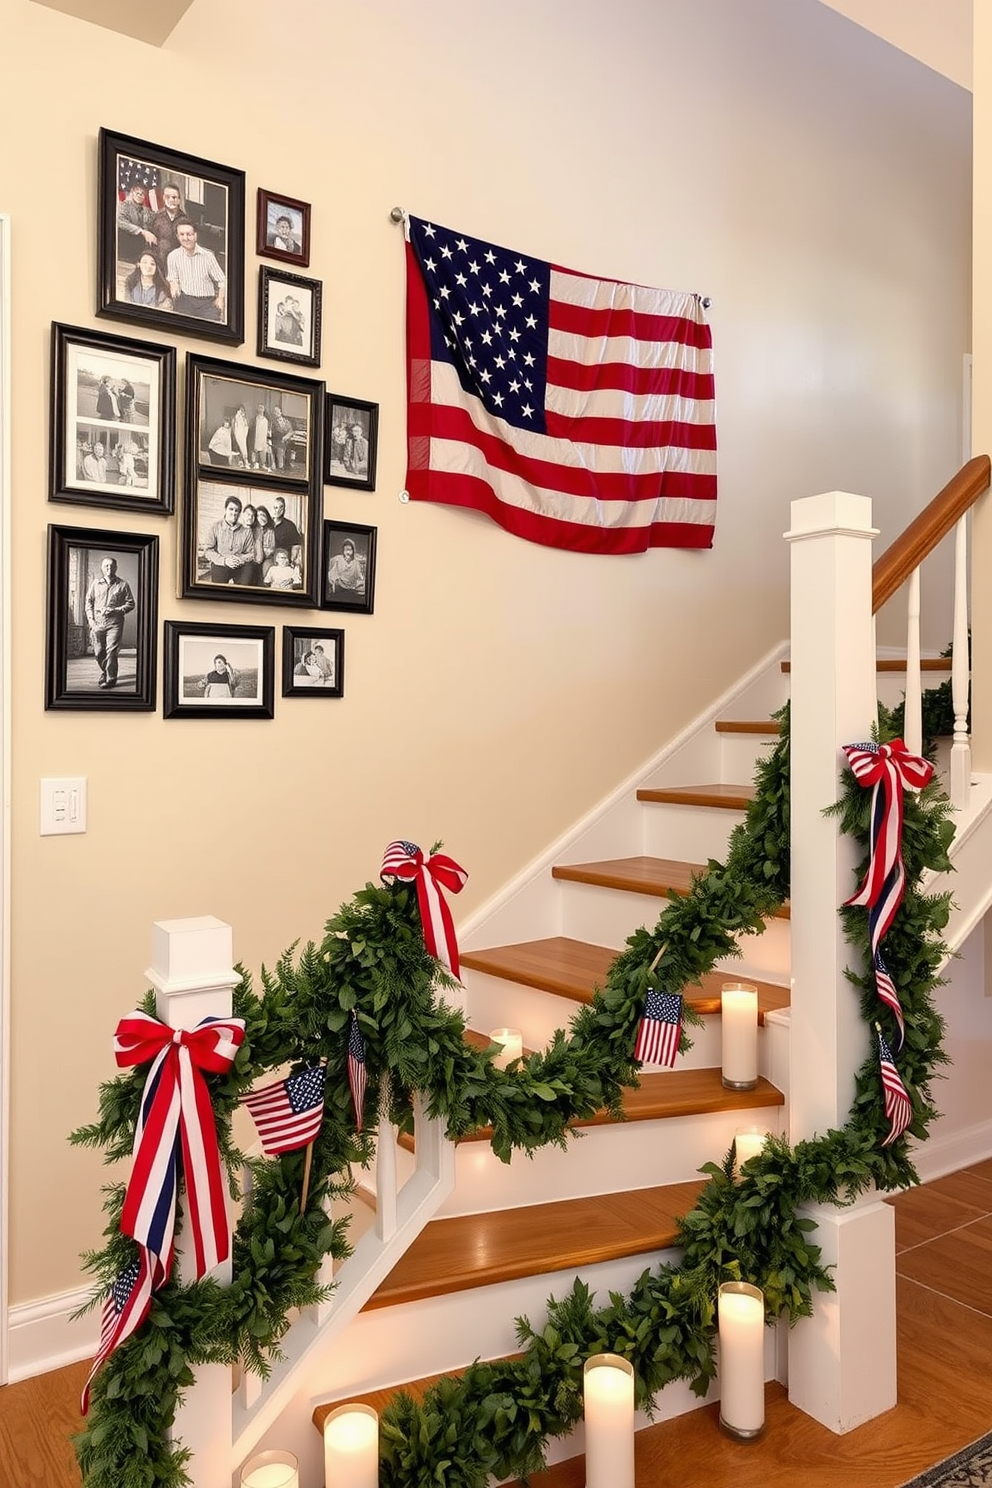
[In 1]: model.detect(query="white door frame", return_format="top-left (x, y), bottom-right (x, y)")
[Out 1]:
top-left (0, 212), bottom-right (12, 1385)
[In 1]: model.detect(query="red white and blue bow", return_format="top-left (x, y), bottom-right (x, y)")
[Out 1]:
top-left (114, 1010), bottom-right (245, 1286)
top-left (380, 840), bottom-right (468, 979)
top-left (843, 739), bottom-right (933, 1048)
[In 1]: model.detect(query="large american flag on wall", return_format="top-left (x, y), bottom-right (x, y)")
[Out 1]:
top-left (404, 215), bottom-right (717, 555)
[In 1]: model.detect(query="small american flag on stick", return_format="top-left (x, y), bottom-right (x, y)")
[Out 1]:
top-left (347, 1012), bottom-right (367, 1132)
top-left (80, 1249), bottom-right (153, 1414)
top-left (634, 988), bottom-right (683, 1067)
top-left (876, 1025), bottom-right (913, 1146)
top-left (242, 1065), bottom-right (326, 1157)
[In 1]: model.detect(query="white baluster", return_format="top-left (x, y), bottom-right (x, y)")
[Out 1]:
top-left (375, 1075), bottom-right (397, 1241)
top-left (145, 916), bottom-right (240, 1488)
top-left (904, 567), bottom-right (923, 758)
top-left (950, 514), bottom-right (972, 808)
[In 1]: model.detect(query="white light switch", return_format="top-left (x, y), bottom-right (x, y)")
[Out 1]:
top-left (40, 777), bottom-right (87, 835)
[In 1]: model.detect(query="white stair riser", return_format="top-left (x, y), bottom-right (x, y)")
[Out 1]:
top-left (640, 801), bottom-right (747, 862)
top-left (425, 1104), bottom-right (786, 1216)
top-left (718, 732), bottom-right (778, 783)
top-left (462, 968), bottom-right (724, 1069)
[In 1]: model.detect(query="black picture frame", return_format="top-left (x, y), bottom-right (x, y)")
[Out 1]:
top-left (321, 521), bottom-right (376, 615)
top-left (50, 322), bottom-right (176, 515)
top-left (183, 354), bottom-right (324, 607)
top-left (98, 127), bottom-right (245, 345)
top-left (163, 621), bottom-right (275, 719)
top-left (256, 188), bottom-right (311, 268)
top-left (45, 524), bottom-right (158, 711)
top-left (325, 395), bottom-right (378, 491)
top-left (258, 267), bottom-right (322, 368)
top-left (282, 627), bottom-right (344, 698)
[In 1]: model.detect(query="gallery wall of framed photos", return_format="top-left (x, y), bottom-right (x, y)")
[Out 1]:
top-left (45, 124), bottom-right (383, 719)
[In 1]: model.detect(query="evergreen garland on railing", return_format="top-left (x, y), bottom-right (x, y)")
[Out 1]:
top-left (71, 704), bottom-right (955, 1488)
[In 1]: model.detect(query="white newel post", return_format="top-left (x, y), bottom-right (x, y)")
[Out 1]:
top-left (784, 493), bottom-right (897, 1432)
top-left (145, 916), bottom-right (240, 1487)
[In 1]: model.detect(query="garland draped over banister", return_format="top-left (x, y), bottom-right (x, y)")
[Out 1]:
top-left (70, 703), bottom-right (955, 1488)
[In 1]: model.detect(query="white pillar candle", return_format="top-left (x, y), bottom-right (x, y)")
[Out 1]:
top-left (734, 1126), bottom-right (767, 1178)
top-left (489, 1026), bottom-right (523, 1070)
top-left (324, 1403), bottom-right (379, 1488)
top-left (240, 1449), bottom-right (299, 1488)
top-left (718, 1282), bottom-right (765, 1438)
top-left (583, 1353), bottom-right (635, 1488)
top-left (721, 982), bottom-right (759, 1089)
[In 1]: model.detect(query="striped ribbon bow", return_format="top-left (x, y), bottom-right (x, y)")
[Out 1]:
top-left (380, 840), bottom-right (468, 979)
top-left (842, 740), bottom-right (933, 1047)
top-left (114, 1010), bottom-right (245, 1286)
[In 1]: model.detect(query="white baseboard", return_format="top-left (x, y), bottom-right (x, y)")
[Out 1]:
top-left (908, 1119), bottom-right (992, 1185)
top-left (7, 1285), bottom-right (97, 1383)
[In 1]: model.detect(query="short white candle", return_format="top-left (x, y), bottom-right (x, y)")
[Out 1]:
top-left (583, 1353), bottom-right (635, 1488)
top-left (718, 1282), bottom-right (765, 1438)
top-left (490, 1027), bottom-right (523, 1070)
top-left (734, 1127), bottom-right (767, 1178)
top-left (721, 982), bottom-right (759, 1089)
top-left (240, 1448), bottom-right (299, 1488)
top-left (323, 1403), bottom-right (379, 1488)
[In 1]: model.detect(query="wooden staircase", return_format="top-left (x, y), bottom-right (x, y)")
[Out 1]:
top-left (305, 698), bottom-right (795, 1473)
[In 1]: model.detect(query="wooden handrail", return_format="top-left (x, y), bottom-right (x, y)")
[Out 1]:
top-left (872, 454), bottom-right (991, 613)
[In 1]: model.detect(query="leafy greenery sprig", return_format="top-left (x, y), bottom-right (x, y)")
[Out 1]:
top-left (71, 704), bottom-right (953, 1487)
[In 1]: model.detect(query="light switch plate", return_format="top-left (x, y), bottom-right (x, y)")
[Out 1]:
top-left (40, 777), bottom-right (87, 835)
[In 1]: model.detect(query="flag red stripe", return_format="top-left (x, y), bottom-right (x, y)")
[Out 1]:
top-left (408, 403), bottom-right (716, 503)
top-left (549, 292), bottom-right (713, 350)
top-left (547, 355), bottom-right (714, 400)
top-left (405, 470), bottom-right (713, 554)
top-left (544, 409), bottom-right (717, 451)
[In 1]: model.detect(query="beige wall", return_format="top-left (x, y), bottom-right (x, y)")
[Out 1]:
top-left (0, 0), bottom-right (971, 1303)
top-left (972, 6), bottom-right (992, 768)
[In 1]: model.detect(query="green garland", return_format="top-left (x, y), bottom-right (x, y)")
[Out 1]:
top-left (71, 705), bottom-right (954, 1488)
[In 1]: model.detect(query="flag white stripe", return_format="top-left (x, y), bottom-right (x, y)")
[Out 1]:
top-left (549, 270), bottom-right (700, 320)
top-left (545, 381), bottom-right (716, 426)
top-left (430, 437), bottom-right (713, 529)
top-left (430, 364), bottom-right (717, 476)
top-left (549, 328), bottom-right (714, 378)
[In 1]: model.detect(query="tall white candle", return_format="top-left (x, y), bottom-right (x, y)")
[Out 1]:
top-left (734, 1126), bottom-right (767, 1178)
top-left (721, 982), bottom-right (759, 1089)
top-left (490, 1027), bottom-right (523, 1070)
top-left (240, 1449), bottom-right (299, 1488)
top-left (324, 1403), bottom-right (379, 1488)
top-left (583, 1353), bottom-right (635, 1488)
top-left (718, 1283), bottom-right (765, 1438)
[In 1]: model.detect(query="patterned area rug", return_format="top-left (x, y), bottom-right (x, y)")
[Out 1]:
top-left (900, 1432), bottom-right (992, 1487)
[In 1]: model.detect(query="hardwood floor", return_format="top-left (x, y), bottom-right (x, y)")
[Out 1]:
top-left (3, 1162), bottom-right (992, 1488)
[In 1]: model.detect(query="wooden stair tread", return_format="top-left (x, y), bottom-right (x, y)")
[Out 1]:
top-left (446, 1069), bottom-right (784, 1145)
top-left (781, 656), bottom-right (950, 673)
top-left (637, 783), bottom-right (756, 810)
top-left (365, 1179), bottom-right (707, 1310)
top-left (313, 1356), bottom-right (525, 1432)
top-left (714, 718), bottom-right (782, 734)
top-left (460, 936), bottom-right (789, 1020)
top-left (550, 856), bottom-right (790, 919)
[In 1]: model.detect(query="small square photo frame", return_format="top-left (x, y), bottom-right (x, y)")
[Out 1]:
top-left (98, 128), bottom-right (245, 345)
top-left (322, 521), bottom-right (376, 614)
top-left (325, 395), bottom-right (378, 490)
top-left (50, 322), bottom-right (176, 515)
top-left (283, 627), bottom-right (344, 698)
top-left (258, 266), bottom-right (322, 368)
top-left (164, 621), bottom-right (275, 719)
top-left (46, 524), bottom-right (158, 711)
top-left (257, 189), bottom-right (311, 267)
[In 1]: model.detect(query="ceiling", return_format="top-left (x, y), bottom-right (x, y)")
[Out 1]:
top-left (28, 0), bottom-right (193, 47)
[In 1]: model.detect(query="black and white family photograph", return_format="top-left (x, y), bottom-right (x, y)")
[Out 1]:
top-left (45, 525), bottom-right (158, 711)
top-left (257, 188), bottom-right (311, 267)
top-left (50, 323), bottom-right (175, 514)
top-left (188, 481), bottom-right (314, 604)
top-left (283, 627), bottom-right (344, 697)
top-left (98, 129), bottom-right (245, 345)
top-left (197, 372), bottom-right (311, 479)
top-left (258, 266), bottom-right (322, 367)
top-left (322, 521), bottom-right (376, 614)
top-left (163, 622), bottom-right (274, 719)
top-left (325, 395), bottom-right (378, 490)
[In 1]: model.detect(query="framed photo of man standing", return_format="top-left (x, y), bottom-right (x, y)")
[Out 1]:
top-left (97, 128), bottom-right (245, 346)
